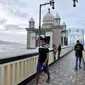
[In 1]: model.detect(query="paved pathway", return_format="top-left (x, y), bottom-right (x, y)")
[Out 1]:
top-left (27, 51), bottom-right (85, 85)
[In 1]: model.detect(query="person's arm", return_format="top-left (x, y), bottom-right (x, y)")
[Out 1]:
top-left (82, 44), bottom-right (84, 51)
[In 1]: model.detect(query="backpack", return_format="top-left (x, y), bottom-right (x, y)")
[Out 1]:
top-left (75, 44), bottom-right (81, 51)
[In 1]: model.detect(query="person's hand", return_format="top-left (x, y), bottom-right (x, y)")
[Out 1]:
top-left (43, 62), bottom-right (46, 67)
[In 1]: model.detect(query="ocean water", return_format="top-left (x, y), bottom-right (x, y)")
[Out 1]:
top-left (0, 44), bottom-right (26, 53)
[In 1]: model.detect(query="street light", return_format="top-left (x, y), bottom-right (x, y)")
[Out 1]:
top-left (73, 0), bottom-right (78, 7)
top-left (39, 0), bottom-right (55, 46)
top-left (73, 0), bottom-right (76, 7)
top-left (50, 0), bottom-right (55, 9)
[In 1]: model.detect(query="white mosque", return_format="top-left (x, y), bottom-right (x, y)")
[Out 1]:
top-left (26, 8), bottom-right (68, 49)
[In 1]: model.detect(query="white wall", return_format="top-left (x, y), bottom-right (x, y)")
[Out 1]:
top-left (30, 33), bottom-right (36, 48)
top-left (46, 32), bottom-right (53, 48)
top-left (27, 32), bottom-right (36, 49)
top-left (52, 28), bottom-right (61, 47)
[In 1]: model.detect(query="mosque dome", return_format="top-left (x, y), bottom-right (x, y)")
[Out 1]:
top-left (29, 17), bottom-right (35, 28)
top-left (42, 8), bottom-right (54, 28)
top-left (43, 8), bottom-right (54, 22)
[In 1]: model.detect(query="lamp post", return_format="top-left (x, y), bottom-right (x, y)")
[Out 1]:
top-left (39, 0), bottom-right (55, 46)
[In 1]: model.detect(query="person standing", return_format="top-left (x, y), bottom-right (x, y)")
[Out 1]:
top-left (57, 44), bottom-right (61, 59)
top-left (36, 37), bottom-right (50, 85)
top-left (74, 40), bottom-right (84, 70)
top-left (52, 44), bottom-right (57, 61)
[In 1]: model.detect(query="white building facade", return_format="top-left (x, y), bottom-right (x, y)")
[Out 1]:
top-left (26, 8), bottom-right (68, 49)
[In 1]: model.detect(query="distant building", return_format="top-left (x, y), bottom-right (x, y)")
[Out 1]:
top-left (26, 8), bottom-right (67, 49)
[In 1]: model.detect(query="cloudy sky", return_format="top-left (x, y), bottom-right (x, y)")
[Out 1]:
top-left (0, 0), bottom-right (85, 44)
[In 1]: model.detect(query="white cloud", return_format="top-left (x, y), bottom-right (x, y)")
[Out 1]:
top-left (0, 30), bottom-right (27, 44)
top-left (0, 0), bottom-right (85, 44)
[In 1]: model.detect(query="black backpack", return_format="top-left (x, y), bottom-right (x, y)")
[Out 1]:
top-left (75, 44), bottom-right (81, 51)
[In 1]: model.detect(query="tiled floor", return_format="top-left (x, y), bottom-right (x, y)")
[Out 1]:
top-left (27, 51), bottom-right (85, 85)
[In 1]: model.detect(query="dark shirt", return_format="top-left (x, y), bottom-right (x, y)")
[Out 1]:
top-left (38, 46), bottom-right (49, 63)
top-left (74, 43), bottom-right (84, 57)
top-left (58, 45), bottom-right (61, 52)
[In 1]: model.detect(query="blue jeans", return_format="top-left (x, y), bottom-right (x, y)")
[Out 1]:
top-left (76, 56), bottom-right (81, 67)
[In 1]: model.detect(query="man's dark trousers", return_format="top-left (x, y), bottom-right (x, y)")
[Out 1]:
top-left (76, 56), bottom-right (82, 68)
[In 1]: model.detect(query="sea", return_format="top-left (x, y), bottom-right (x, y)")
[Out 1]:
top-left (0, 44), bottom-right (26, 53)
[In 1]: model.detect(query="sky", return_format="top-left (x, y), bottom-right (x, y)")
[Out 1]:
top-left (0, 0), bottom-right (85, 44)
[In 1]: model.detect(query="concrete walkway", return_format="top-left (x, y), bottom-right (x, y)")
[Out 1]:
top-left (27, 51), bottom-right (85, 85)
